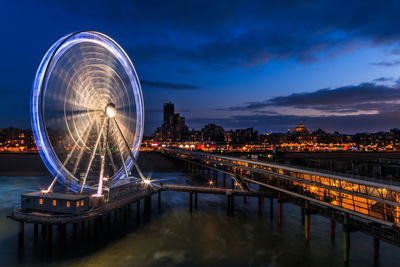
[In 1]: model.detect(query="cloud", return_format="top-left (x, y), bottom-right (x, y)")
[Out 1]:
top-left (372, 77), bottom-right (393, 82)
top-left (141, 80), bottom-right (201, 90)
top-left (190, 111), bottom-right (400, 134)
top-left (39, 1), bottom-right (400, 70)
top-left (370, 60), bottom-right (400, 67)
top-left (225, 83), bottom-right (400, 115)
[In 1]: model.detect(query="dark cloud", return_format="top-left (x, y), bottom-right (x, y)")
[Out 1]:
top-left (372, 77), bottom-right (393, 82)
top-left (226, 83), bottom-right (400, 114)
top-left (39, 0), bottom-right (400, 69)
top-left (370, 60), bottom-right (400, 67)
top-left (141, 80), bottom-right (201, 90)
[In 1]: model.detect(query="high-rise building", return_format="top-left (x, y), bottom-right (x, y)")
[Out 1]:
top-left (163, 102), bottom-right (174, 127)
top-left (156, 102), bottom-right (189, 141)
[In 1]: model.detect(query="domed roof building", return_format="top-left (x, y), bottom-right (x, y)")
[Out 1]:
top-left (292, 121), bottom-right (310, 135)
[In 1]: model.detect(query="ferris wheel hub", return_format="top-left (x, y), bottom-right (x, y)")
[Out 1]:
top-left (105, 103), bottom-right (117, 118)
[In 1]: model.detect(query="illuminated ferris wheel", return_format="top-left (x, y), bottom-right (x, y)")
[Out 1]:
top-left (31, 31), bottom-right (145, 195)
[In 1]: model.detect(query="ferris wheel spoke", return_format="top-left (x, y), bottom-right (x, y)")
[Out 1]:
top-left (43, 118), bottom-right (95, 193)
top-left (111, 119), bottom-right (129, 180)
top-left (104, 124), bottom-right (117, 175)
top-left (79, 117), bottom-right (108, 193)
top-left (72, 119), bottom-right (97, 175)
top-left (112, 118), bottom-right (145, 181)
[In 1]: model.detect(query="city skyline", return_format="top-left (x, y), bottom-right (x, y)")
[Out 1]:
top-left (3, 1), bottom-right (400, 135)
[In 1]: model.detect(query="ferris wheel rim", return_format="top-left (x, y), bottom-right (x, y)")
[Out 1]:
top-left (31, 31), bottom-right (144, 193)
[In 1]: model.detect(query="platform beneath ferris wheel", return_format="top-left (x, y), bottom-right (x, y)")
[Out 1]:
top-left (8, 185), bottom-right (161, 225)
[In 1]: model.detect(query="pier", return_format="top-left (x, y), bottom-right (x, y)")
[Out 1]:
top-left (8, 186), bottom-right (161, 248)
top-left (159, 147), bottom-right (400, 262)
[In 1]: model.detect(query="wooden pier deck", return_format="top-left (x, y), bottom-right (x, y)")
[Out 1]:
top-left (9, 187), bottom-right (161, 224)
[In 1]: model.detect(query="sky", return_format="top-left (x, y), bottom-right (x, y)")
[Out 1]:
top-left (2, 0), bottom-right (400, 135)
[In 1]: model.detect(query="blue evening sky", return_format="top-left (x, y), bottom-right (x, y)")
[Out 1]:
top-left (1, 1), bottom-right (400, 134)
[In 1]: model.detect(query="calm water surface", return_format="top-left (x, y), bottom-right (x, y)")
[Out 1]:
top-left (0, 171), bottom-right (399, 266)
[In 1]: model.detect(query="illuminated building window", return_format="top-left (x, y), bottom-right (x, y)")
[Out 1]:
top-left (52, 200), bottom-right (56, 206)
top-left (76, 201), bottom-right (80, 207)
top-left (66, 201), bottom-right (70, 208)
top-left (39, 198), bottom-right (43, 205)
top-left (81, 200), bottom-right (84, 206)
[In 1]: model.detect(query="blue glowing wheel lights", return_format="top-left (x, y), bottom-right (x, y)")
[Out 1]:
top-left (31, 31), bottom-right (144, 193)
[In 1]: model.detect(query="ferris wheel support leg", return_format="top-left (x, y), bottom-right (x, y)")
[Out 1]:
top-left (44, 175), bottom-right (58, 193)
top-left (80, 118), bottom-right (108, 194)
top-left (96, 119), bottom-right (110, 196)
top-left (112, 118), bottom-right (146, 181)
top-left (111, 121), bottom-right (130, 179)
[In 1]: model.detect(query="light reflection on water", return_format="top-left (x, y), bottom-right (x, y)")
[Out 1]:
top-left (0, 172), bottom-right (399, 266)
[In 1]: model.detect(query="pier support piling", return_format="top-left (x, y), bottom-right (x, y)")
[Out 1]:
top-left (47, 224), bottom-right (52, 244)
top-left (33, 223), bottom-right (38, 241)
top-left (158, 191), bottom-right (161, 209)
top-left (136, 200), bottom-right (141, 224)
top-left (223, 173), bottom-right (226, 188)
top-left (278, 193), bottom-right (283, 225)
top-left (269, 197), bottom-right (273, 219)
top-left (18, 222), bottom-right (24, 249)
top-left (330, 220), bottom-right (336, 240)
top-left (343, 213), bottom-right (350, 263)
top-left (258, 197), bottom-right (263, 214)
top-left (227, 195), bottom-right (231, 216)
top-left (194, 192), bottom-right (198, 209)
top-left (304, 200), bottom-right (310, 241)
top-left (41, 223), bottom-right (47, 239)
top-left (189, 192), bottom-right (193, 212)
top-left (58, 224), bottom-right (66, 240)
top-left (72, 223), bottom-right (78, 239)
top-left (231, 195), bottom-right (234, 216)
top-left (144, 196), bottom-right (152, 220)
top-left (373, 237), bottom-right (380, 260)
